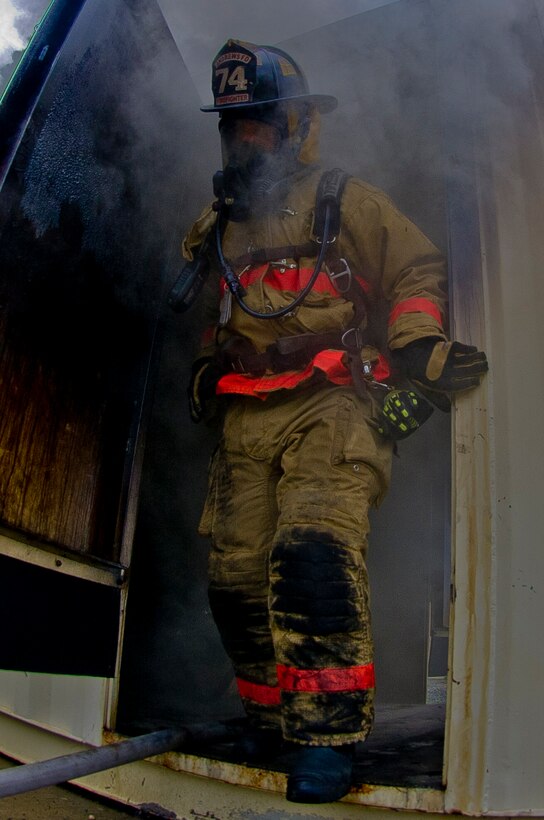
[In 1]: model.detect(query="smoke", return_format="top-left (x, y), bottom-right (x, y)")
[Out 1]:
top-left (156, 0), bottom-right (402, 104)
top-left (0, 0), bottom-right (28, 65)
top-left (116, 0), bottom-right (544, 715)
top-left (0, 0), bottom-right (51, 93)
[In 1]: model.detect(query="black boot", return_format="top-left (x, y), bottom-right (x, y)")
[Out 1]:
top-left (286, 744), bottom-right (355, 803)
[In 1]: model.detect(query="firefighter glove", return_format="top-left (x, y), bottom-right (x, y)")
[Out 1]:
top-left (378, 390), bottom-right (434, 440)
top-left (188, 357), bottom-right (223, 423)
top-left (393, 338), bottom-right (488, 410)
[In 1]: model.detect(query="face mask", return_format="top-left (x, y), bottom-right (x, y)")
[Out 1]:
top-left (215, 115), bottom-right (292, 221)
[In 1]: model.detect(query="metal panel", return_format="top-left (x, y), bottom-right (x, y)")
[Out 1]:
top-left (440, 0), bottom-right (544, 813)
top-left (0, 673), bottom-right (108, 746)
top-left (0, 554), bottom-right (121, 676)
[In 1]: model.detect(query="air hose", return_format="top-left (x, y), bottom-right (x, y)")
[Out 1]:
top-left (215, 203), bottom-right (332, 320)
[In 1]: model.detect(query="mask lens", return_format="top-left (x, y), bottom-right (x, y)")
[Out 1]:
top-left (220, 117), bottom-right (282, 163)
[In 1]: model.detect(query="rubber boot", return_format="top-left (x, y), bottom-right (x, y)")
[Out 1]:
top-left (286, 744), bottom-right (355, 803)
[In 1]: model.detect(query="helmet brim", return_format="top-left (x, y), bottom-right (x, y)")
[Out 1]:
top-left (200, 93), bottom-right (338, 114)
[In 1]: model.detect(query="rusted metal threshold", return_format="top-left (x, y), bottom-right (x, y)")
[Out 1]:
top-left (0, 706), bottom-right (445, 814)
top-left (123, 703), bottom-right (446, 813)
top-left (159, 703), bottom-right (445, 791)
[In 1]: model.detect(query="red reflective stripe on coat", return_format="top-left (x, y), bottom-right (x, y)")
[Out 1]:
top-left (236, 677), bottom-right (281, 705)
top-left (277, 663), bottom-right (375, 692)
top-left (388, 297), bottom-right (443, 327)
top-left (231, 265), bottom-right (339, 296)
top-left (220, 261), bottom-right (372, 299)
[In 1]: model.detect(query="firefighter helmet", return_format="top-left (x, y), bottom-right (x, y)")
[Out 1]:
top-left (201, 39), bottom-right (337, 114)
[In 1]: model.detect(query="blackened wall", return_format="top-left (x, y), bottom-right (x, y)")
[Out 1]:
top-left (0, 0), bottom-right (218, 677)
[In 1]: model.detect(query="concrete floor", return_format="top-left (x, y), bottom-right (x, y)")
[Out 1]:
top-left (0, 758), bottom-right (139, 820)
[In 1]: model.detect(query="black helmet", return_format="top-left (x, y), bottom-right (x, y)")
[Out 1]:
top-left (201, 39), bottom-right (337, 114)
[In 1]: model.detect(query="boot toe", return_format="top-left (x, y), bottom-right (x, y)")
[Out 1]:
top-left (286, 746), bottom-right (353, 804)
top-left (287, 775), bottom-right (351, 803)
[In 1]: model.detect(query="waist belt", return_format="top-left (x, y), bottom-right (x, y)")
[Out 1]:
top-left (217, 329), bottom-right (365, 376)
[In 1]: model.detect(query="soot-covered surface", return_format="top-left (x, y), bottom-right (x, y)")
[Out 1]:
top-left (177, 704), bottom-right (445, 790)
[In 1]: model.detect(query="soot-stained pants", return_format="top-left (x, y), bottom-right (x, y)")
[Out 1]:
top-left (199, 383), bottom-right (393, 746)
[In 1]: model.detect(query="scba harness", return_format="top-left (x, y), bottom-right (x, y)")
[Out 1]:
top-left (181, 169), bottom-right (439, 438)
top-left (214, 168), bottom-right (389, 392)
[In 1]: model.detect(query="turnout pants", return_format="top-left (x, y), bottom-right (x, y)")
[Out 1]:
top-left (199, 383), bottom-right (392, 746)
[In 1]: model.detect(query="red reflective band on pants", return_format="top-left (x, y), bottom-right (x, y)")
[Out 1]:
top-left (236, 664), bottom-right (375, 702)
top-left (277, 663), bottom-right (376, 692)
top-left (388, 297), bottom-right (443, 327)
top-left (236, 677), bottom-right (281, 705)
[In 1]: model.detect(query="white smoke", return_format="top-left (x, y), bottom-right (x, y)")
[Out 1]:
top-left (157, 0), bottom-right (401, 104)
top-left (0, 0), bottom-right (28, 66)
top-left (0, 0), bottom-right (50, 95)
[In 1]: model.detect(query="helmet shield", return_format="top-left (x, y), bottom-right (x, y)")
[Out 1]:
top-left (201, 39), bottom-right (337, 114)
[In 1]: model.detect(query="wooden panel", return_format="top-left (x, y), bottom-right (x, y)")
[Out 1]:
top-left (0, 211), bottom-right (134, 558)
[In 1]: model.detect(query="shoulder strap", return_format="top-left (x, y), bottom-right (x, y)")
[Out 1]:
top-left (312, 168), bottom-right (351, 241)
top-left (231, 169), bottom-right (351, 269)
top-left (313, 169), bottom-right (370, 330)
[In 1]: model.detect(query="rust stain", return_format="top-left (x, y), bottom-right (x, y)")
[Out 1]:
top-left (351, 782), bottom-right (377, 795)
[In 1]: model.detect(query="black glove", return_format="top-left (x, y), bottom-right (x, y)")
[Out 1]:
top-left (378, 389), bottom-right (434, 440)
top-left (187, 357), bottom-right (224, 423)
top-left (392, 338), bottom-right (488, 410)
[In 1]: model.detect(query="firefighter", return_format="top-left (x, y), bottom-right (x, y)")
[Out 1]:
top-left (181, 40), bottom-right (487, 803)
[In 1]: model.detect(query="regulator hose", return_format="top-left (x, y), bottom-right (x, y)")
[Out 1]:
top-left (215, 204), bottom-right (332, 320)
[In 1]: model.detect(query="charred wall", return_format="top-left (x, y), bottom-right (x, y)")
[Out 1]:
top-left (0, 0), bottom-right (207, 675)
top-left (0, 0), bottom-right (201, 562)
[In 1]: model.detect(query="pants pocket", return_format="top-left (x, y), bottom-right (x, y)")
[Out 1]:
top-left (331, 396), bottom-right (389, 506)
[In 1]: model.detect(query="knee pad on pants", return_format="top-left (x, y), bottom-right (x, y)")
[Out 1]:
top-left (270, 528), bottom-right (368, 636)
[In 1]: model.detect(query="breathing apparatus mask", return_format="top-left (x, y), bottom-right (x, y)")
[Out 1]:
top-left (213, 105), bottom-right (306, 222)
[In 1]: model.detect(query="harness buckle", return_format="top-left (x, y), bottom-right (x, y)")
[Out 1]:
top-left (327, 257), bottom-right (352, 294)
top-left (341, 327), bottom-right (364, 351)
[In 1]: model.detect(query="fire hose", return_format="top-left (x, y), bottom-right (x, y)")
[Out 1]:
top-left (0, 722), bottom-right (233, 799)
